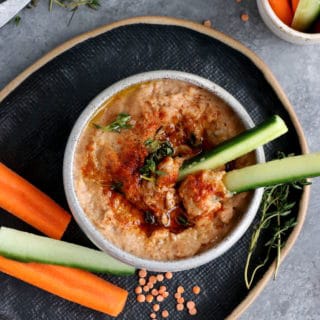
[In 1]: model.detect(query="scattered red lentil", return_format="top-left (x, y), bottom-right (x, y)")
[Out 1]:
top-left (156, 295), bottom-right (164, 302)
top-left (176, 303), bottom-right (184, 311)
top-left (203, 19), bottom-right (212, 28)
top-left (165, 272), bottom-right (173, 279)
top-left (151, 289), bottom-right (159, 296)
top-left (192, 285), bottom-right (201, 295)
top-left (156, 274), bottom-right (164, 282)
top-left (153, 304), bottom-right (160, 312)
top-left (177, 297), bottom-right (184, 304)
top-left (149, 276), bottom-right (157, 284)
top-left (186, 301), bottom-right (196, 310)
top-left (189, 308), bottom-right (197, 316)
top-left (174, 292), bottom-right (181, 299)
top-left (137, 294), bottom-right (146, 303)
top-left (241, 13), bottom-right (249, 22)
top-left (135, 286), bottom-right (142, 294)
top-left (177, 286), bottom-right (185, 294)
top-left (139, 269), bottom-right (147, 278)
top-left (159, 285), bottom-right (166, 294)
top-left (135, 271), bottom-right (202, 318)
top-left (161, 310), bottom-right (169, 318)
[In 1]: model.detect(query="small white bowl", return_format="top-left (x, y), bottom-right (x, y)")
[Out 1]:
top-left (63, 71), bottom-right (265, 272)
top-left (257, 0), bottom-right (320, 45)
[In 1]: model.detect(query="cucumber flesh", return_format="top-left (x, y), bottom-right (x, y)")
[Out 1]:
top-left (178, 115), bottom-right (288, 181)
top-left (0, 227), bottom-right (135, 275)
top-left (223, 153), bottom-right (320, 193)
top-left (291, 0), bottom-right (320, 31)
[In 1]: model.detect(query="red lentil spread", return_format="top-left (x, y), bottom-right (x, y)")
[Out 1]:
top-left (74, 79), bottom-right (254, 260)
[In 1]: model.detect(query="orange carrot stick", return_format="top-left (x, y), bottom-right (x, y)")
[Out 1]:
top-left (291, 0), bottom-right (300, 13)
top-left (269, 0), bottom-right (293, 25)
top-left (0, 163), bottom-right (71, 239)
top-left (0, 256), bottom-right (128, 317)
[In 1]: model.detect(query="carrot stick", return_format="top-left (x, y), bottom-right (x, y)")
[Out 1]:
top-left (0, 163), bottom-right (71, 239)
top-left (291, 0), bottom-right (300, 13)
top-left (0, 256), bottom-right (128, 317)
top-left (269, 0), bottom-right (293, 25)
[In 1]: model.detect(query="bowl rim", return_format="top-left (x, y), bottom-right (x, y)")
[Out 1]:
top-left (259, 0), bottom-right (320, 40)
top-left (63, 70), bottom-right (265, 272)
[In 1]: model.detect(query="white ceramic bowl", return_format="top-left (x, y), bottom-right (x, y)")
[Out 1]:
top-left (257, 0), bottom-right (320, 45)
top-left (63, 70), bottom-right (265, 272)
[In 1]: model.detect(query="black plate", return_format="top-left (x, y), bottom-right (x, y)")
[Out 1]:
top-left (0, 19), bottom-right (306, 320)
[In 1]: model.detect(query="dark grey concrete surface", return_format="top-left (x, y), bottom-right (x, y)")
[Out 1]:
top-left (0, 1), bottom-right (319, 319)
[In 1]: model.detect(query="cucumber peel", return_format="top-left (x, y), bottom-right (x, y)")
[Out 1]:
top-left (178, 115), bottom-right (288, 181)
top-left (291, 0), bottom-right (320, 31)
top-left (0, 227), bottom-right (135, 275)
top-left (224, 153), bottom-right (320, 193)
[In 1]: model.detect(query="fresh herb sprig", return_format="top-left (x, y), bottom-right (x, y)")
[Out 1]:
top-left (244, 153), bottom-right (310, 289)
top-left (93, 113), bottom-right (133, 133)
top-left (13, 0), bottom-right (100, 27)
top-left (49, 0), bottom-right (100, 25)
top-left (140, 159), bottom-right (166, 181)
top-left (13, 16), bottom-right (21, 26)
top-left (49, 0), bottom-right (100, 11)
top-left (146, 140), bottom-right (174, 163)
top-left (140, 139), bottom-right (174, 181)
top-left (144, 138), bottom-right (161, 153)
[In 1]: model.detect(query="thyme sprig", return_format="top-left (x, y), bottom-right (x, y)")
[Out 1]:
top-left (49, 0), bottom-right (100, 11)
top-left (139, 159), bottom-right (166, 181)
top-left (49, 0), bottom-right (100, 24)
top-left (244, 153), bottom-right (310, 289)
top-left (140, 140), bottom-right (174, 181)
top-left (13, 0), bottom-right (100, 27)
top-left (13, 16), bottom-right (21, 26)
top-left (93, 113), bottom-right (133, 133)
top-left (144, 138), bottom-right (161, 153)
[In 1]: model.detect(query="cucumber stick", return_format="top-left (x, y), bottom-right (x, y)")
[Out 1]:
top-left (0, 227), bottom-right (135, 275)
top-left (224, 153), bottom-right (320, 193)
top-left (178, 115), bottom-right (288, 181)
top-left (292, 0), bottom-right (320, 31)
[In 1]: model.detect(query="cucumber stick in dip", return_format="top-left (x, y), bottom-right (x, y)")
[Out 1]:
top-left (291, 0), bottom-right (320, 31)
top-left (0, 227), bottom-right (135, 275)
top-left (178, 115), bottom-right (288, 181)
top-left (224, 153), bottom-right (320, 193)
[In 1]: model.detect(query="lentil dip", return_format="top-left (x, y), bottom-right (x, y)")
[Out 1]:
top-left (74, 79), bottom-right (255, 260)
